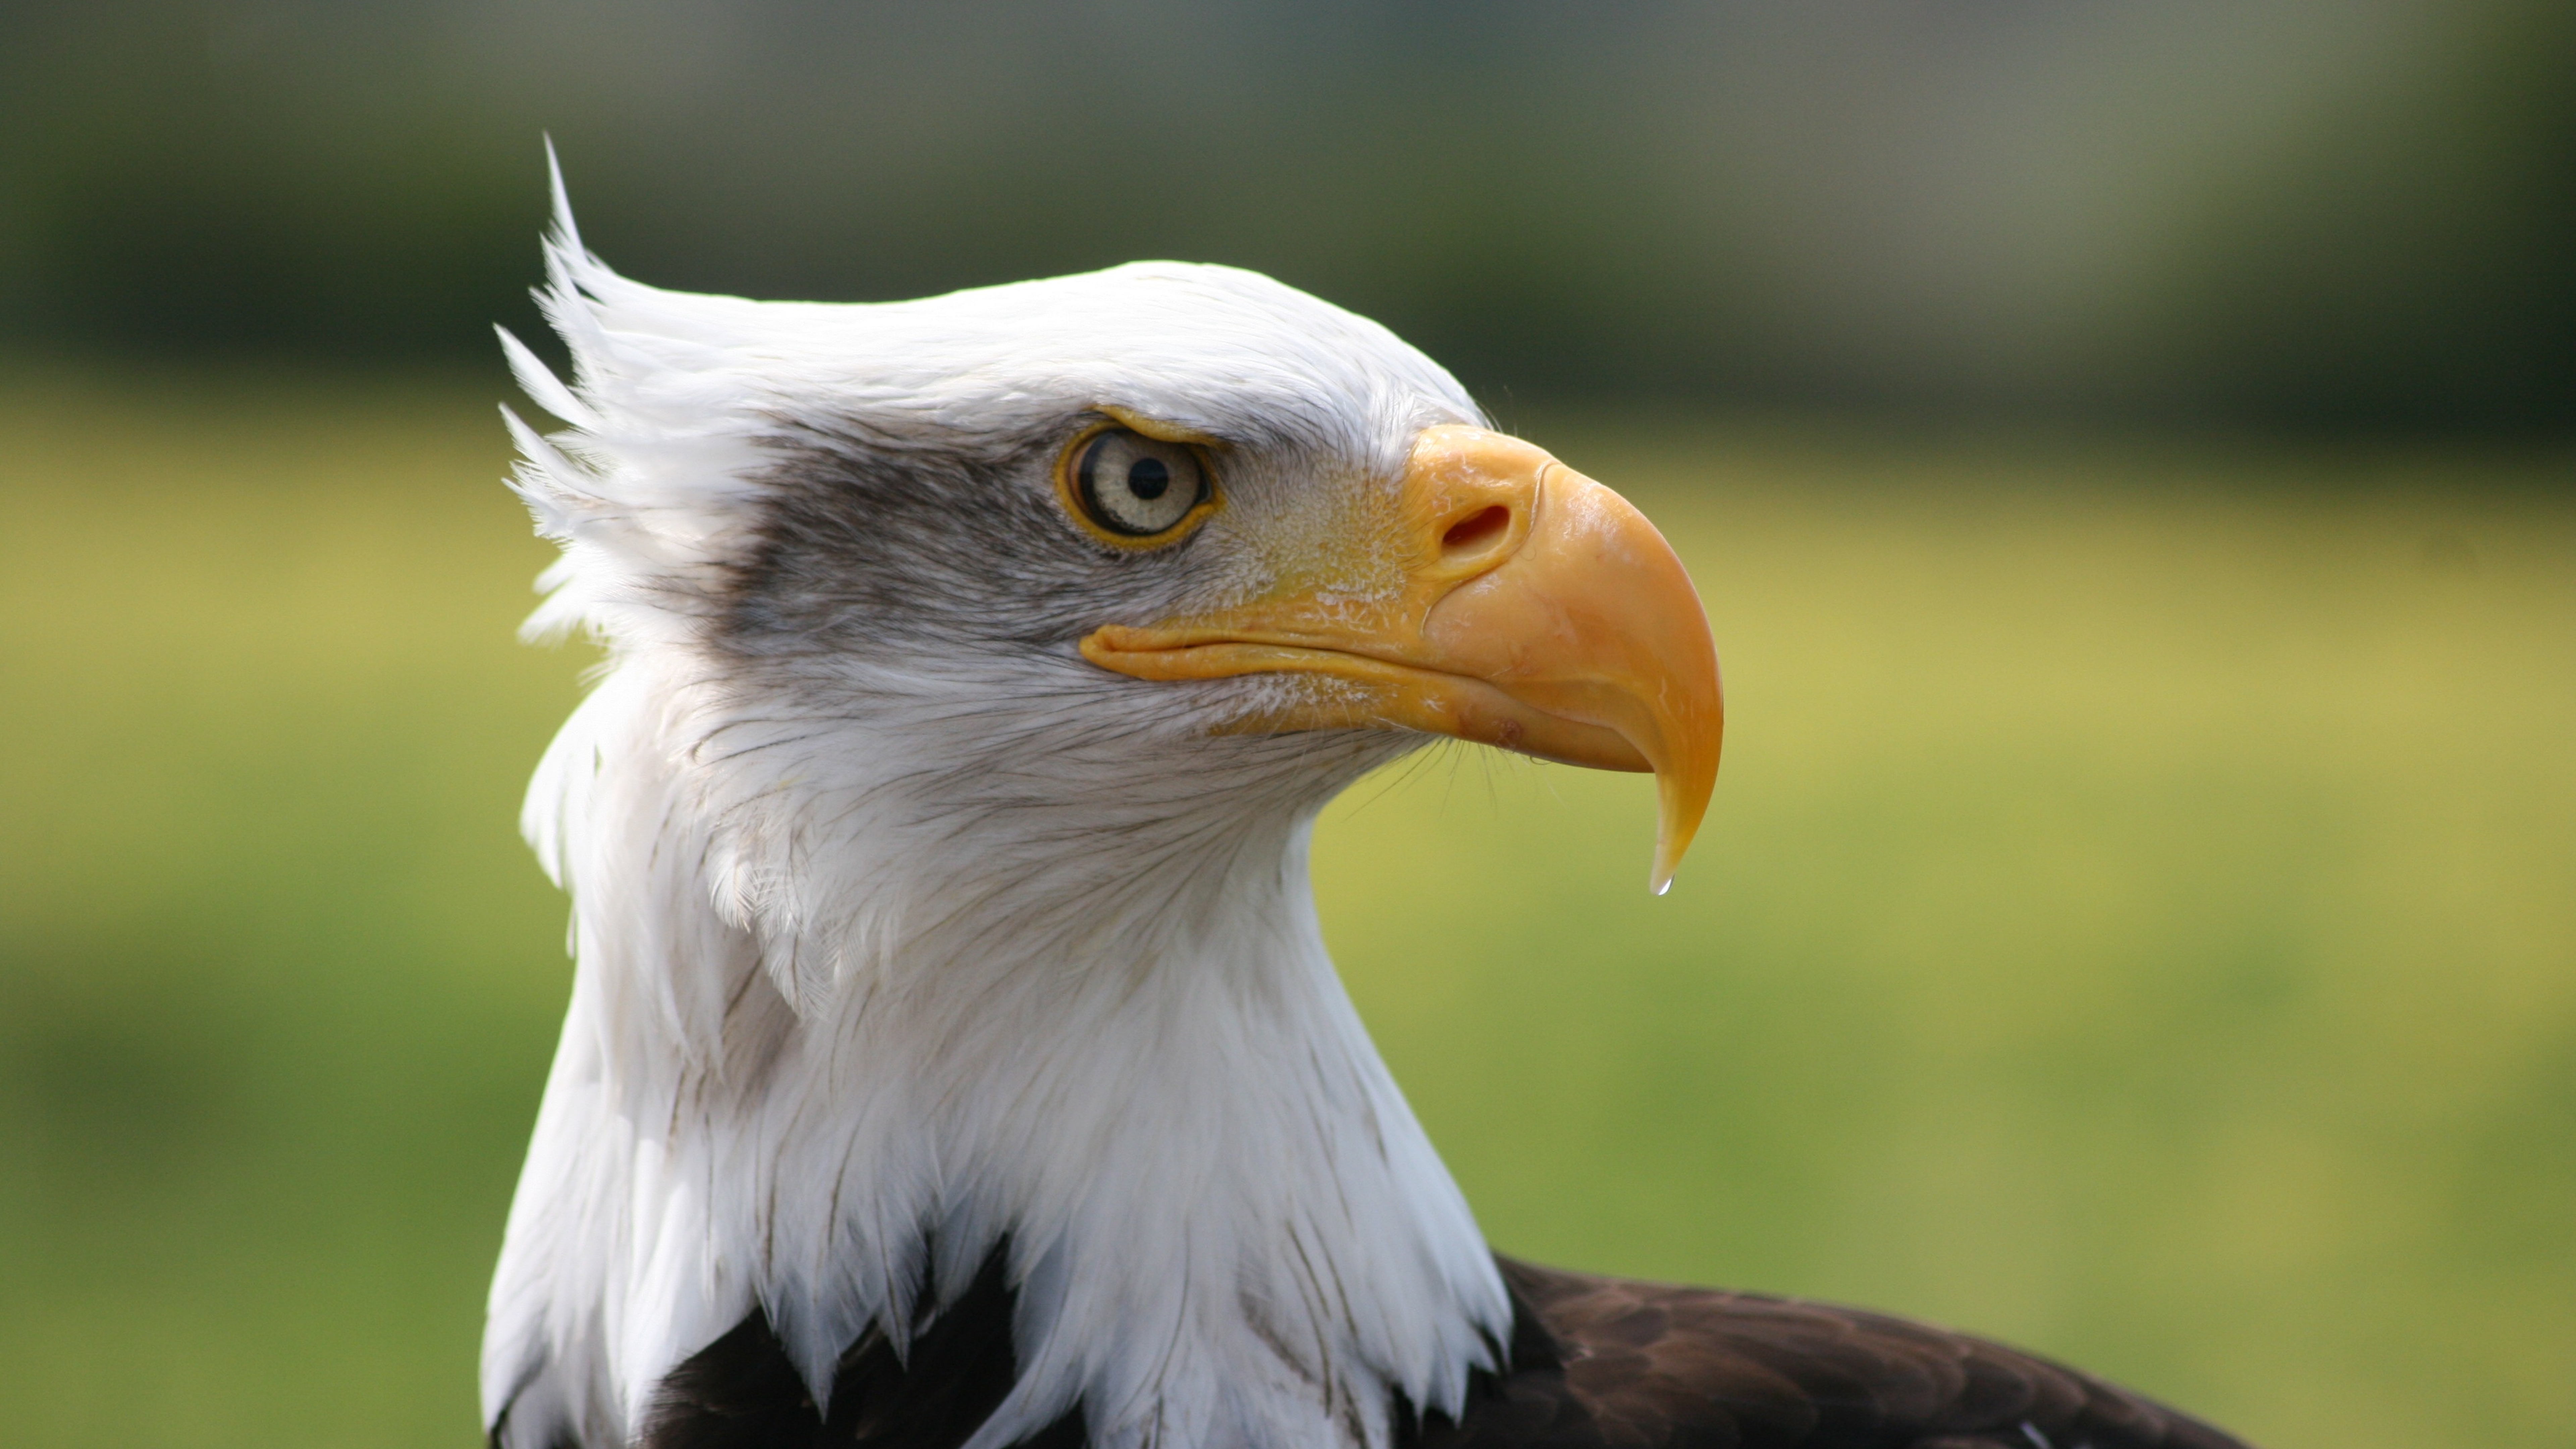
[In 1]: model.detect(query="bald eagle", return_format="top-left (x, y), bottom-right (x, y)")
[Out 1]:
top-left (481, 172), bottom-right (2252, 1449)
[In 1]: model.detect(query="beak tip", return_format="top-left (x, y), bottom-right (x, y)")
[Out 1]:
top-left (1647, 753), bottom-right (1715, 896)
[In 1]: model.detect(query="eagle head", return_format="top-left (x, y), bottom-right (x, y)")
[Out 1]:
top-left (506, 210), bottom-right (1720, 947)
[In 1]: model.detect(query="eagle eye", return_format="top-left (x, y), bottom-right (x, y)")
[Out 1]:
top-left (1065, 427), bottom-right (1213, 543)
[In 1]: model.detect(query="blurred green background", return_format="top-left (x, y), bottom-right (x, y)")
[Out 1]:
top-left (3, 0), bottom-right (2573, 430)
top-left (1, 4), bottom-right (2573, 1449)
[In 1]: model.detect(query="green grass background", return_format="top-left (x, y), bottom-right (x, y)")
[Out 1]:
top-left (1, 372), bottom-right (2569, 1447)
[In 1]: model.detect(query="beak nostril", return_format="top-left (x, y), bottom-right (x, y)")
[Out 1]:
top-left (1441, 505), bottom-right (1512, 559)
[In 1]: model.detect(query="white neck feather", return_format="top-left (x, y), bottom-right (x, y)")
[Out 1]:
top-left (482, 654), bottom-right (1511, 1449)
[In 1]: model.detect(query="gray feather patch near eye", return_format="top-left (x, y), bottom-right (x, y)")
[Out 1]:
top-left (714, 421), bottom-right (1205, 659)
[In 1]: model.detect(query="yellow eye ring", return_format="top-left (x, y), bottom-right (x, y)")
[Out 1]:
top-left (1054, 408), bottom-right (1223, 550)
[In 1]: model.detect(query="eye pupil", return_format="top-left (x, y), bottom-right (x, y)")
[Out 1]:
top-left (1126, 457), bottom-right (1170, 501)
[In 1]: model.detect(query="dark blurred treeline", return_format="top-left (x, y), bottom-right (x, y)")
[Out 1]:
top-left (1, 0), bottom-right (2568, 433)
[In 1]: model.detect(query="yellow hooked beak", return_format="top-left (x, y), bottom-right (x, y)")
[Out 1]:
top-left (1081, 424), bottom-right (1723, 892)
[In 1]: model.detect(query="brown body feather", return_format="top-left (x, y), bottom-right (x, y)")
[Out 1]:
top-left (1428, 1258), bottom-right (2251, 1449)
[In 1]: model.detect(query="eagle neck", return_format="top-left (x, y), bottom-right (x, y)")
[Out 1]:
top-left (862, 814), bottom-right (1508, 1449)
